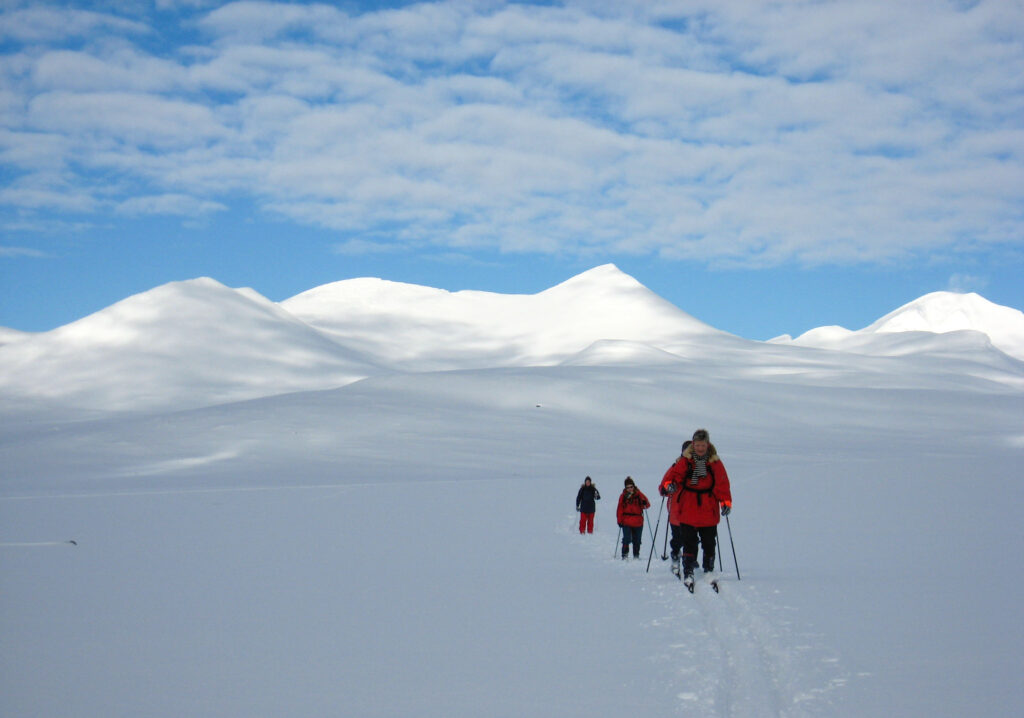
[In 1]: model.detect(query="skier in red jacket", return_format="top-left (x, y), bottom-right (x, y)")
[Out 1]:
top-left (659, 429), bottom-right (732, 582)
top-left (616, 477), bottom-right (651, 559)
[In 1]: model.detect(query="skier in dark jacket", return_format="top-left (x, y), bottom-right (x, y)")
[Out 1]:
top-left (616, 476), bottom-right (651, 559)
top-left (576, 476), bottom-right (600, 534)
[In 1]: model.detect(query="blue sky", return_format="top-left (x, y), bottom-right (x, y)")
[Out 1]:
top-left (2, 0), bottom-right (1023, 340)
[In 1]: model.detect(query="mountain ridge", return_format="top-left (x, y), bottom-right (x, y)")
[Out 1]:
top-left (280, 263), bottom-right (723, 370)
top-left (2, 266), bottom-right (1023, 412)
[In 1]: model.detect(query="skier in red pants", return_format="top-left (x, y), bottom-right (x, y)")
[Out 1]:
top-left (576, 476), bottom-right (600, 533)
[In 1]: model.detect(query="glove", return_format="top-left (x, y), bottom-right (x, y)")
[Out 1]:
top-left (662, 483), bottom-right (677, 495)
top-left (721, 503), bottom-right (731, 517)
top-left (576, 506), bottom-right (581, 512)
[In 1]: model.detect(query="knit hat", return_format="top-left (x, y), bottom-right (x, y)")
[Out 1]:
top-left (624, 476), bottom-right (635, 487)
top-left (692, 428), bottom-right (710, 442)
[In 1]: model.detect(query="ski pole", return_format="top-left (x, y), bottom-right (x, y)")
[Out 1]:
top-left (613, 525), bottom-right (622, 559)
top-left (645, 497), bottom-right (665, 573)
top-left (725, 513), bottom-right (741, 580)
top-left (715, 532), bottom-right (722, 572)
top-left (644, 508), bottom-right (657, 544)
top-left (661, 510), bottom-right (670, 560)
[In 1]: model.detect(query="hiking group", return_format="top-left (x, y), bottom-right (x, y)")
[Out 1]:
top-left (576, 428), bottom-right (733, 579)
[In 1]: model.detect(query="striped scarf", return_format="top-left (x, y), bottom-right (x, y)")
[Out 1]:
top-left (689, 455), bottom-right (708, 485)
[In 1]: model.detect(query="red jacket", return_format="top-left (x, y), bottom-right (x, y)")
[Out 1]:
top-left (659, 445), bottom-right (731, 528)
top-left (616, 488), bottom-right (650, 528)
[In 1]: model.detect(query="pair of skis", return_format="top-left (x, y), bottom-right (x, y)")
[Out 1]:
top-left (685, 575), bottom-right (720, 594)
top-left (673, 564), bottom-right (719, 593)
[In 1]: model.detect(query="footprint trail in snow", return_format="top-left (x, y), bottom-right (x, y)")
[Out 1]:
top-left (569, 519), bottom-right (851, 717)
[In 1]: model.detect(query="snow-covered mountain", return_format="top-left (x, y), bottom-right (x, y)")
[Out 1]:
top-left (867, 291), bottom-right (1024, 356)
top-left (0, 278), bottom-right (378, 411)
top-left (281, 264), bottom-right (725, 370)
top-left (0, 264), bottom-right (729, 411)
top-left (2, 266), bottom-right (1022, 413)
top-left (778, 291), bottom-right (1024, 361)
top-left (0, 326), bottom-right (31, 347)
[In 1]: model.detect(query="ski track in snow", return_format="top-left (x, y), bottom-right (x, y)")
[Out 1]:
top-left (565, 515), bottom-right (849, 717)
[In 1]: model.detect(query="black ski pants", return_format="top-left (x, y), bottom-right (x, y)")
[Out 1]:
top-left (670, 523), bottom-right (717, 570)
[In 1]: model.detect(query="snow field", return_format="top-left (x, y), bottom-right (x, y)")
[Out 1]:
top-left (568, 513), bottom-right (851, 718)
top-left (3, 268), bottom-right (1024, 716)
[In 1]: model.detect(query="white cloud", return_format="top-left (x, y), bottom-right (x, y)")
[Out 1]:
top-left (116, 193), bottom-right (227, 216)
top-left (0, 6), bottom-right (149, 42)
top-left (1, 217), bottom-right (96, 235)
top-left (0, 244), bottom-right (48, 258)
top-left (332, 238), bottom-right (404, 256)
top-left (947, 273), bottom-right (989, 293)
top-left (0, 184), bottom-right (100, 213)
top-left (28, 91), bottom-right (225, 147)
top-left (198, 1), bottom-right (352, 42)
top-left (31, 49), bottom-right (189, 93)
top-left (155, 0), bottom-right (219, 9)
top-left (1, 0), bottom-right (1022, 267)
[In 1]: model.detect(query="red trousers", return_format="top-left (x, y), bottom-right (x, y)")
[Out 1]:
top-left (579, 513), bottom-right (595, 533)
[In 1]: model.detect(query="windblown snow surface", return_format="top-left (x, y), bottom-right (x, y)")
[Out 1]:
top-left (2, 265), bottom-right (1023, 717)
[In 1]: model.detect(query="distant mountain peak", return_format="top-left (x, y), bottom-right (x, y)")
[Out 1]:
top-left (545, 264), bottom-right (647, 292)
top-left (282, 264), bottom-right (722, 372)
top-left (864, 291), bottom-right (1016, 334)
top-left (789, 290), bottom-right (1024, 361)
top-left (555, 263), bottom-right (628, 281)
top-left (0, 277), bottom-right (377, 412)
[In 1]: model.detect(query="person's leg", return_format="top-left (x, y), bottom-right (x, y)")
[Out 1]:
top-left (669, 524), bottom-right (683, 575)
top-left (669, 523), bottom-right (684, 558)
top-left (680, 524), bottom-right (699, 577)
top-left (699, 526), bottom-right (718, 571)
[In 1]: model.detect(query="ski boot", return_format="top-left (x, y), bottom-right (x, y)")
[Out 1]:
top-left (683, 558), bottom-right (696, 593)
top-left (670, 554), bottom-right (681, 578)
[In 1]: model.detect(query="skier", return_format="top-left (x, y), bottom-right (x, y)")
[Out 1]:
top-left (659, 429), bottom-right (732, 586)
top-left (576, 476), bottom-right (600, 534)
top-left (616, 477), bottom-right (650, 559)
